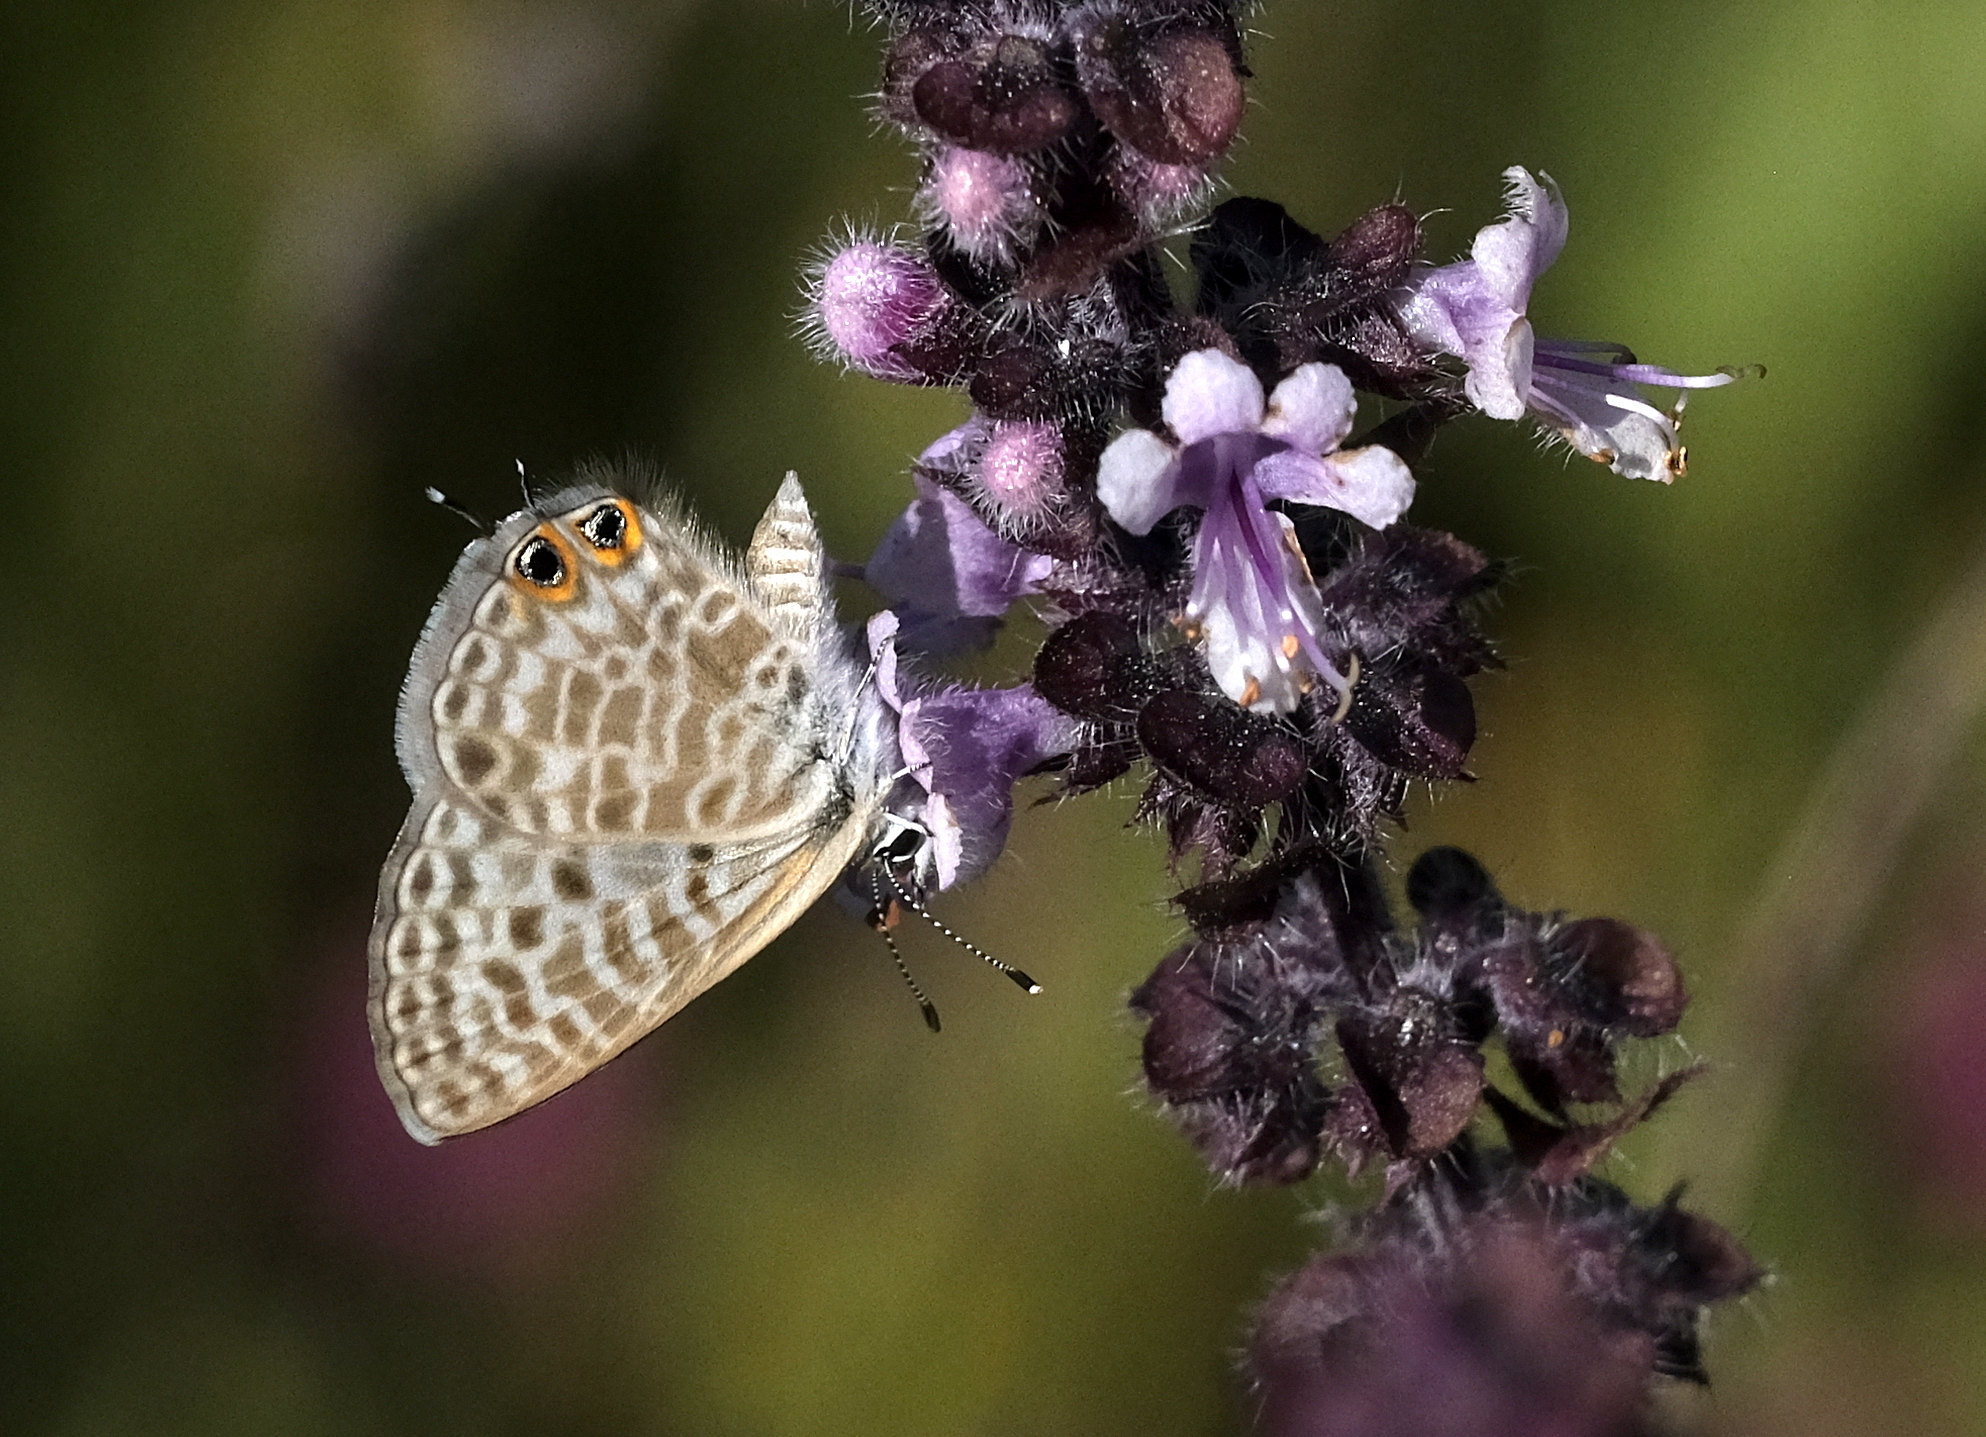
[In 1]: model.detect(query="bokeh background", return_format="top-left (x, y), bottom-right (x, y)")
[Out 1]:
top-left (7, 1), bottom-right (1986, 1433)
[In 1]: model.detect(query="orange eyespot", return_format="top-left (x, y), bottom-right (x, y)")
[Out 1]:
top-left (506, 526), bottom-right (579, 601)
top-left (573, 499), bottom-right (643, 565)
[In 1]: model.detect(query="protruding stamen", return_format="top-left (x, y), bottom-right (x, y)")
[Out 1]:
top-left (1329, 652), bottom-right (1362, 724)
top-left (1533, 345), bottom-right (1737, 391)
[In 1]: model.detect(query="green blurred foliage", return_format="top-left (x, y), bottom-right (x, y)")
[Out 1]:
top-left (4, 1), bottom-right (1986, 1433)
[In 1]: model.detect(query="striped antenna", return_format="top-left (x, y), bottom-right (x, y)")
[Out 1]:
top-left (424, 487), bottom-right (489, 533)
top-left (869, 869), bottom-right (942, 1032)
top-left (880, 865), bottom-right (1041, 996)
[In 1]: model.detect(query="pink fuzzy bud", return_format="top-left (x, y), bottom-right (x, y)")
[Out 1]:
top-left (927, 147), bottom-right (1038, 260)
top-left (812, 241), bottom-right (948, 381)
top-left (975, 420), bottom-right (1063, 524)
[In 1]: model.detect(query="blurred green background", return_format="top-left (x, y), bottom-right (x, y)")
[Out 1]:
top-left (7, 1), bottom-right (1986, 1433)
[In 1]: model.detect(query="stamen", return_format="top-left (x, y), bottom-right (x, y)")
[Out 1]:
top-left (1197, 471), bottom-right (1351, 706)
top-left (1601, 389), bottom-right (1678, 437)
top-left (1534, 347), bottom-right (1736, 390)
top-left (1329, 652), bottom-right (1361, 723)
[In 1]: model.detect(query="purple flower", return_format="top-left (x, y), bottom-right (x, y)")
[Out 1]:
top-left (867, 611), bottom-right (1076, 890)
top-left (863, 437), bottom-right (1055, 655)
top-left (1396, 166), bottom-right (1738, 482)
top-left (1096, 348), bottom-right (1415, 713)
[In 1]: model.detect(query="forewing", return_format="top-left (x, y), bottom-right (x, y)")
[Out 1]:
top-left (408, 492), bottom-right (842, 847)
top-left (368, 793), bottom-right (874, 1142)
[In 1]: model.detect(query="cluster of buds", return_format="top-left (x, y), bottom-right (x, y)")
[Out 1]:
top-left (807, 0), bottom-right (1761, 1423)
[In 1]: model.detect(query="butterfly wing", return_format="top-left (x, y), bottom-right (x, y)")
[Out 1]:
top-left (369, 792), bottom-right (872, 1142)
top-left (368, 475), bottom-right (890, 1142)
top-left (408, 485), bottom-right (844, 848)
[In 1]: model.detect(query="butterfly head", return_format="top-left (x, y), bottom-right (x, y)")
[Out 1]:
top-left (864, 805), bottom-right (938, 913)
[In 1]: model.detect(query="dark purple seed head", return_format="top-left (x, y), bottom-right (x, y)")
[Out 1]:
top-left (1550, 917), bottom-right (1687, 1037)
top-left (1034, 610), bottom-right (1147, 721)
top-left (911, 33), bottom-right (1081, 154)
top-left (1406, 845), bottom-right (1503, 922)
top-left (1137, 688), bottom-right (1306, 807)
top-left (1335, 991), bottom-right (1486, 1160)
top-left (1070, 12), bottom-right (1245, 166)
top-left (1341, 662), bottom-right (1477, 779)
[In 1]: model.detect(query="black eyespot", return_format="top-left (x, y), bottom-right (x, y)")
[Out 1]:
top-left (578, 503), bottom-right (627, 550)
top-left (516, 536), bottom-right (566, 588)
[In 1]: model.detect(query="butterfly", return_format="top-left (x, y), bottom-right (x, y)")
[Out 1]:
top-left (368, 464), bottom-right (906, 1143)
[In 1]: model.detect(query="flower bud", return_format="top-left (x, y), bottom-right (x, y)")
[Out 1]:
top-left (974, 420), bottom-right (1064, 526)
top-left (1320, 202), bottom-right (1423, 302)
top-left (1109, 148), bottom-right (1215, 229)
top-left (925, 146), bottom-right (1039, 260)
top-left (809, 239), bottom-right (979, 383)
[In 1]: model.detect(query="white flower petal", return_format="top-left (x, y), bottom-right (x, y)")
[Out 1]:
top-left (1505, 166), bottom-right (1568, 270)
top-left (1460, 315), bottom-right (1533, 421)
top-left (1316, 446), bottom-right (1418, 528)
top-left (1096, 428), bottom-right (1185, 534)
top-left (1473, 167), bottom-right (1566, 302)
top-left (1262, 362), bottom-right (1356, 455)
top-left (1251, 444), bottom-right (1415, 530)
top-left (1161, 348), bottom-right (1265, 446)
top-left (1528, 368), bottom-right (1683, 482)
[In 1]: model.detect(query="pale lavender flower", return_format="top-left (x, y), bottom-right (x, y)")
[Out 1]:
top-left (863, 442), bottom-right (1055, 655)
top-left (1096, 348), bottom-right (1415, 713)
top-left (1396, 166), bottom-right (1738, 482)
top-left (867, 611), bottom-right (1076, 890)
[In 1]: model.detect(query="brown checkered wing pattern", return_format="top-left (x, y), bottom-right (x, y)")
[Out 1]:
top-left (369, 472), bottom-right (888, 1142)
